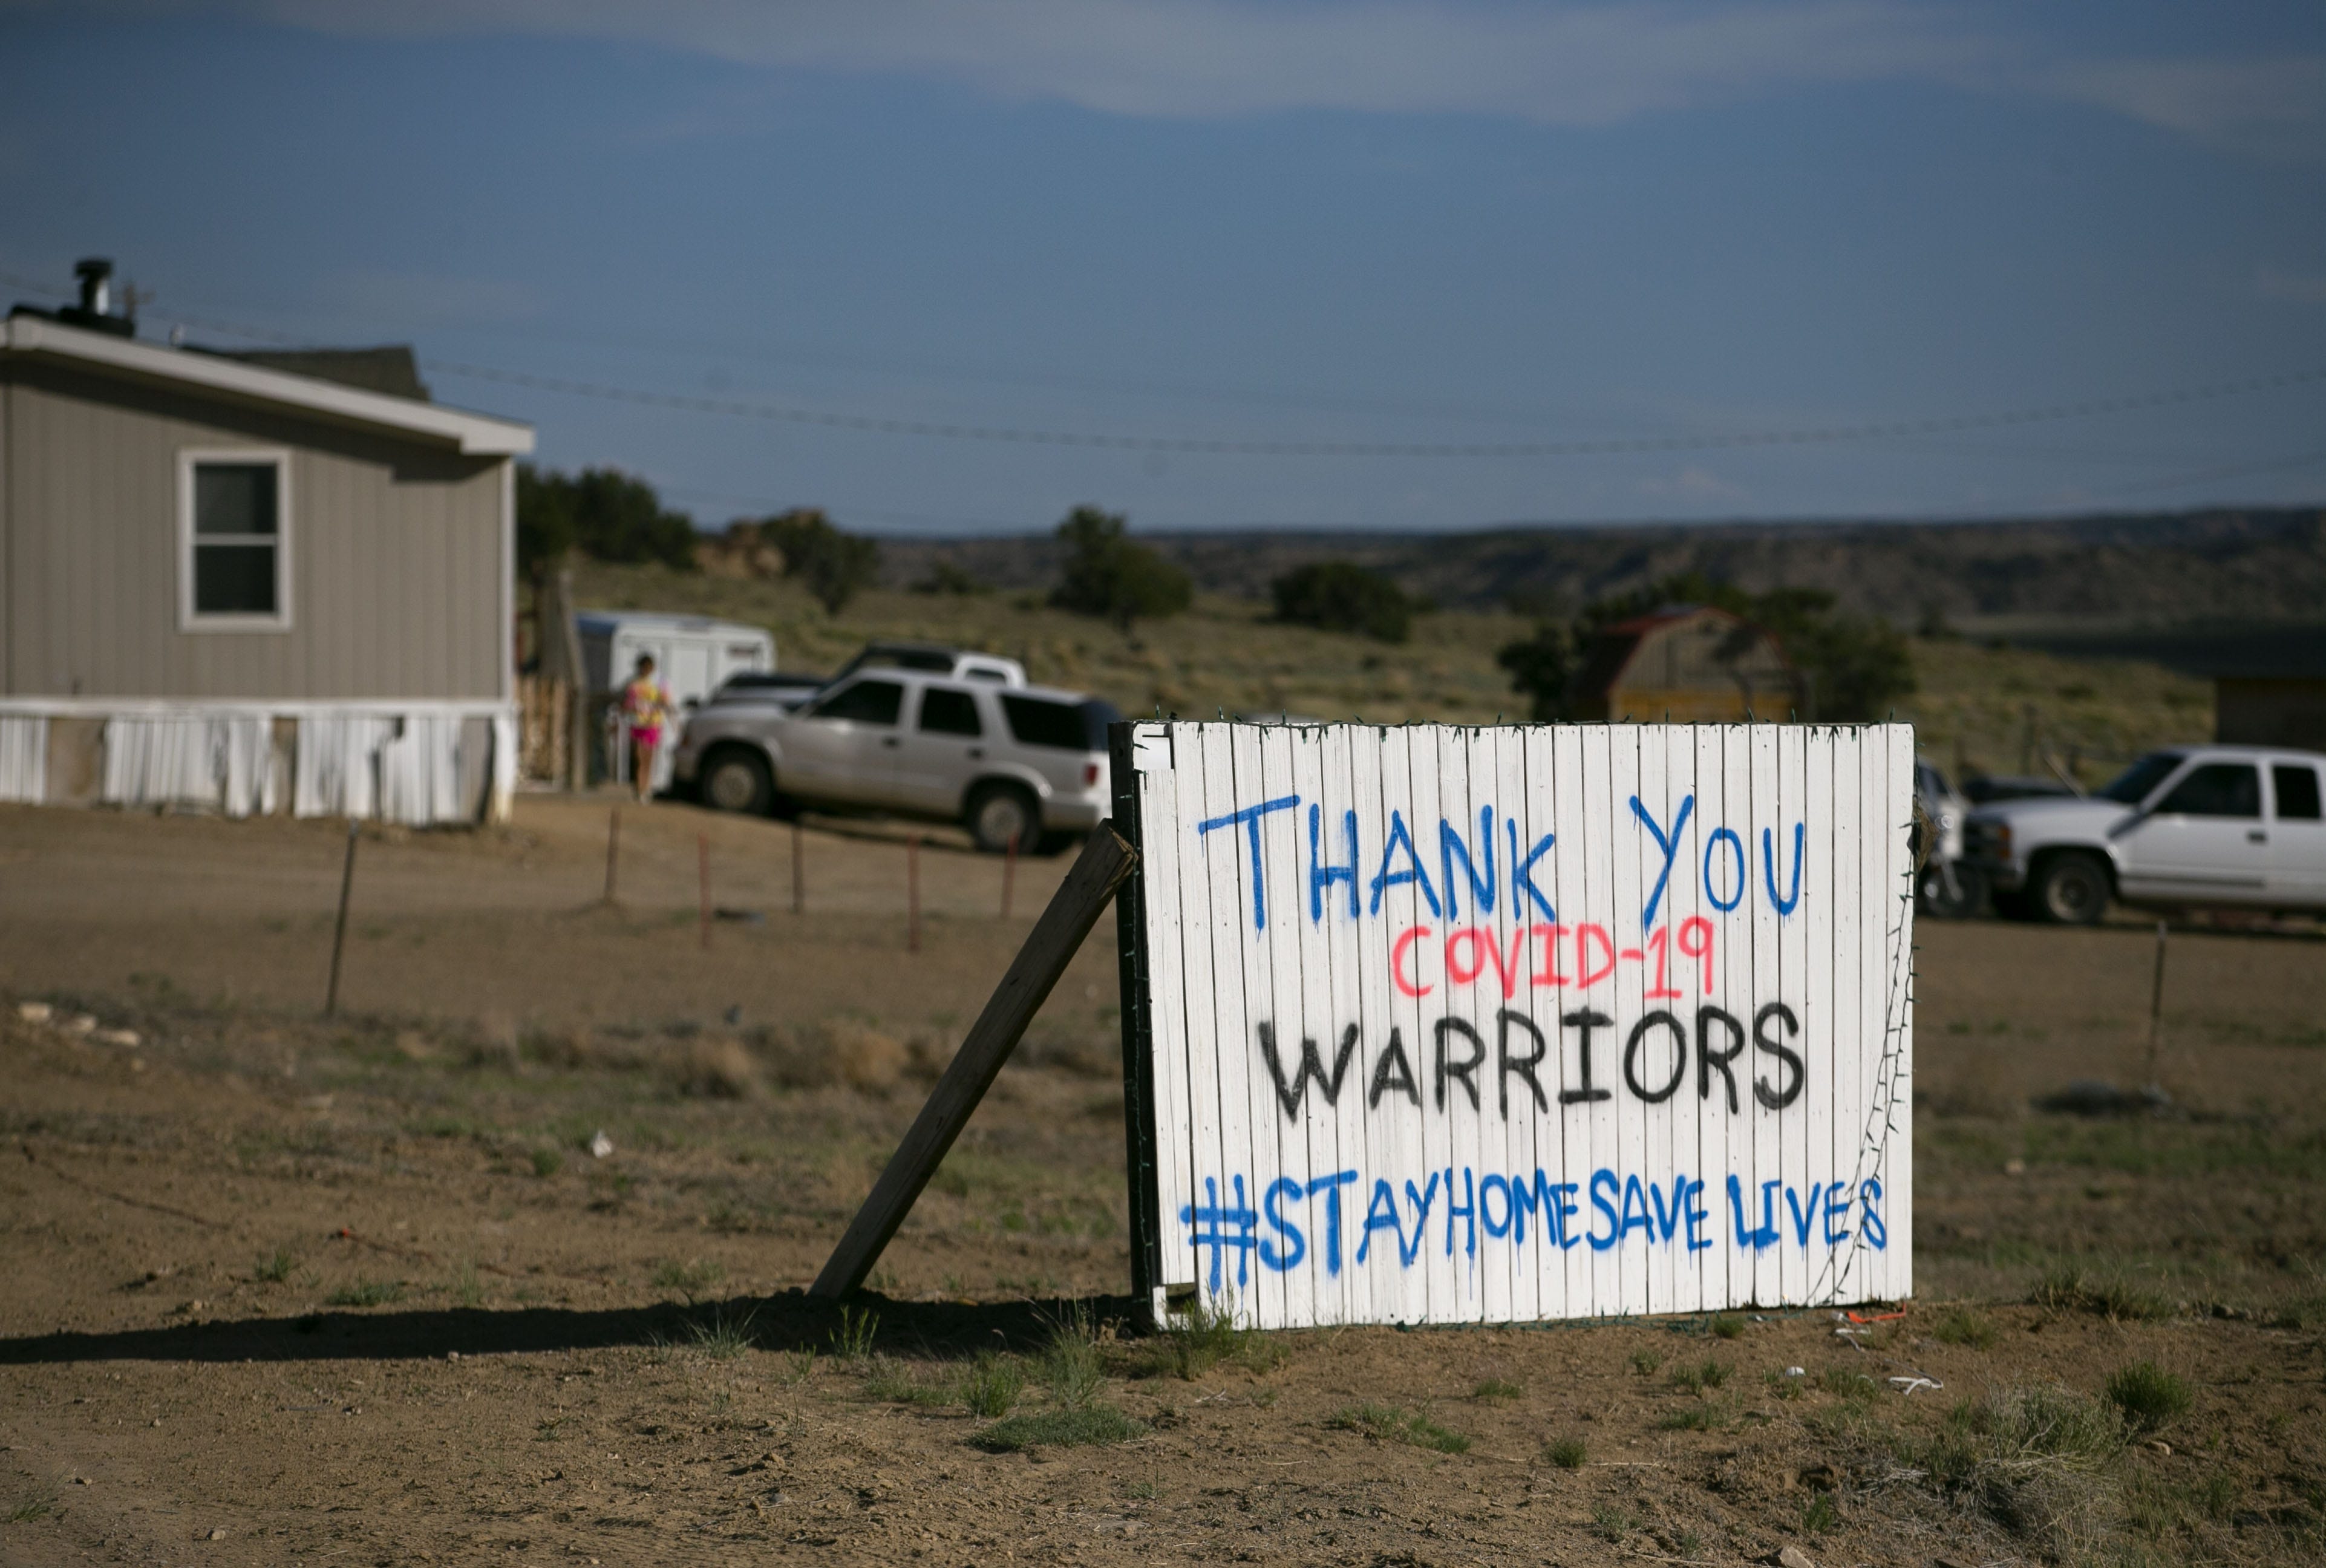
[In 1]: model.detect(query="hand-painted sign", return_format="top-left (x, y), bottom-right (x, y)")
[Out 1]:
top-left (1109, 721), bottom-right (1914, 1330)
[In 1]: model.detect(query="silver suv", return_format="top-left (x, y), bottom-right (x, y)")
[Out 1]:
top-left (1964, 744), bottom-right (2326, 923)
top-left (673, 668), bottom-right (1119, 852)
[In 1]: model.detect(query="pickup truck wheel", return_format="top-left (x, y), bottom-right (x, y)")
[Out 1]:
top-left (2030, 851), bottom-right (2109, 926)
top-left (1917, 860), bottom-right (1987, 919)
top-left (966, 783), bottom-right (1039, 855)
top-left (700, 747), bottom-right (774, 816)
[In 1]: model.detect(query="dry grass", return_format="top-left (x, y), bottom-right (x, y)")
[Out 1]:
top-left (570, 561), bottom-right (2213, 760)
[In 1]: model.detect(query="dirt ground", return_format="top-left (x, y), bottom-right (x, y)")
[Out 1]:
top-left (2, 798), bottom-right (2322, 1567)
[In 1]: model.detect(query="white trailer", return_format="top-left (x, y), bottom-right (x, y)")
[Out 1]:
top-left (577, 610), bottom-right (774, 788)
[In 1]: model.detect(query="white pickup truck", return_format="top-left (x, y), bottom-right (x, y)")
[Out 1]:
top-left (1963, 744), bottom-right (2326, 923)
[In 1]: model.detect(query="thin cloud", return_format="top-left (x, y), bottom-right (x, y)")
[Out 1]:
top-left (2047, 52), bottom-right (2326, 162)
top-left (53, 2), bottom-right (2326, 156)
top-left (240, 1), bottom-right (1992, 124)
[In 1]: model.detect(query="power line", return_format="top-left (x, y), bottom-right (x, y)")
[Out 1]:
top-left (420, 356), bottom-right (2326, 460)
top-left (11, 265), bottom-right (2325, 463)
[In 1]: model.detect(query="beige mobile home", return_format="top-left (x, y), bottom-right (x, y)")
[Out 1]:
top-left (0, 266), bottom-right (533, 823)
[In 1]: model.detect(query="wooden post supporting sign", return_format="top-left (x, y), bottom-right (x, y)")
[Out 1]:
top-left (809, 824), bottom-right (1136, 1299)
top-left (324, 820), bottom-right (359, 1018)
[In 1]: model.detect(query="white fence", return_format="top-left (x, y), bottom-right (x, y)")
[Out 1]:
top-left (1114, 721), bottom-right (1915, 1330)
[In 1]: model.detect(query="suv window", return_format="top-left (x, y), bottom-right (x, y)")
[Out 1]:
top-left (804, 678), bottom-right (903, 727)
top-left (2156, 762), bottom-right (2259, 818)
top-left (1001, 694), bottom-right (1120, 752)
top-left (2275, 763), bottom-right (2324, 822)
top-left (918, 687), bottom-right (983, 737)
top-left (2098, 751), bottom-right (2183, 805)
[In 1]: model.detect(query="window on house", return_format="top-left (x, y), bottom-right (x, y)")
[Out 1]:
top-left (182, 453), bottom-right (288, 626)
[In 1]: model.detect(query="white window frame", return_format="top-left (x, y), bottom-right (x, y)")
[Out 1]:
top-left (178, 448), bottom-right (293, 633)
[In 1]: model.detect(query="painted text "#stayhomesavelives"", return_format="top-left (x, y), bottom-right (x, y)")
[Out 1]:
top-left (1180, 1168), bottom-right (1890, 1290)
top-left (1197, 794), bottom-right (1807, 932)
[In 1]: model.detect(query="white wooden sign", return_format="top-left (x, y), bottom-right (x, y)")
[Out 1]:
top-left (1109, 722), bottom-right (1914, 1330)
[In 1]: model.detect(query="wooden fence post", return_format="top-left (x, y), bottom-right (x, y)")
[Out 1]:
top-left (698, 832), bottom-right (712, 951)
top-left (324, 820), bottom-right (359, 1018)
top-left (906, 834), bottom-right (921, 953)
top-left (1001, 829), bottom-right (1018, 919)
top-left (809, 825), bottom-right (1135, 1299)
top-left (2144, 920), bottom-right (2168, 1091)
top-left (604, 807), bottom-right (620, 904)
top-left (791, 820), bottom-right (804, 915)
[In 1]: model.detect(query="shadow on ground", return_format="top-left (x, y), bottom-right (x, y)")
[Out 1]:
top-left (0, 1289), bottom-right (1148, 1367)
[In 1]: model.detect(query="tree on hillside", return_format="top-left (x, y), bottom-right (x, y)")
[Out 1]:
top-left (1050, 506), bottom-right (1191, 632)
top-left (1497, 571), bottom-right (1914, 722)
top-left (517, 463), bottom-right (697, 575)
top-left (1271, 561), bottom-right (1413, 642)
top-left (1496, 621), bottom-right (1575, 720)
top-left (751, 508), bottom-right (883, 615)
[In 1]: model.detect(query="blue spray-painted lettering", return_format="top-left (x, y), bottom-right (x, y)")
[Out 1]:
top-left (1685, 1178), bottom-right (1713, 1251)
top-left (1479, 1173), bottom-right (1514, 1239)
top-left (1307, 1170), bottom-right (1359, 1275)
top-left (1368, 810), bottom-right (1440, 917)
top-left (1860, 1178), bottom-right (1887, 1249)
top-left (1356, 1179), bottom-right (1402, 1266)
top-left (1197, 794), bottom-right (1299, 930)
top-left (1587, 1170), bottom-right (1622, 1251)
top-left (1507, 820), bottom-right (1557, 921)
top-left (1629, 794), bottom-right (1696, 929)
top-left (1785, 1182), bottom-right (1825, 1247)
top-left (1188, 1166), bottom-right (1881, 1275)
top-left (1182, 1175), bottom-right (1259, 1289)
top-left (1618, 1174), bottom-right (1656, 1244)
top-left (1439, 808), bottom-right (1496, 922)
top-left (1762, 822), bottom-right (1806, 915)
top-left (1704, 828), bottom-right (1746, 912)
top-left (1823, 1182), bottom-right (1854, 1246)
top-left (1308, 806), bottom-right (1359, 922)
top-left (1259, 1176), bottom-right (1307, 1272)
top-left (1444, 1166), bottom-right (1477, 1258)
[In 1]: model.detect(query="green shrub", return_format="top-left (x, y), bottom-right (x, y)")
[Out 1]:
top-left (1050, 506), bottom-right (1191, 632)
top-left (253, 1247), bottom-right (295, 1283)
top-left (862, 1356), bottom-right (950, 1406)
top-left (960, 1352), bottom-right (1024, 1419)
top-left (1157, 1295), bottom-right (1253, 1380)
top-left (1471, 1377), bottom-right (1522, 1400)
top-left (1039, 1310), bottom-right (1105, 1410)
top-left (1710, 1313), bottom-right (1746, 1340)
top-left (1669, 1359), bottom-right (1730, 1393)
top-left (1933, 1305), bottom-right (1998, 1349)
top-left (973, 1405), bottom-right (1147, 1451)
top-left (1327, 1403), bottom-right (1469, 1454)
top-left (1544, 1436), bottom-right (1589, 1469)
top-left (826, 1304), bottom-right (878, 1364)
top-left (2105, 1362), bottom-right (2192, 1434)
top-left (1270, 561), bottom-right (1413, 643)
top-left (529, 1148), bottom-right (563, 1178)
top-left (326, 1279), bottom-right (405, 1308)
top-left (687, 1306), bottom-right (757, 1359)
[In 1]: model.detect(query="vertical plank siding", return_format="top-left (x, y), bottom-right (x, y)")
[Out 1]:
top-left (3, 363), bottom-right (505, 702)
top-left (1122, 720), bottom-right (1914, 1327)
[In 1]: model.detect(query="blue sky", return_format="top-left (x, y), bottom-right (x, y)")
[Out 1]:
top-left (3, 2), bottom-right (2322, 535)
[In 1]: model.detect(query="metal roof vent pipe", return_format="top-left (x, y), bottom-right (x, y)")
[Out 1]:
top-left (58, 256), bottom-right (135, 338)
top-left (76, 258), bottom-right (110, 315)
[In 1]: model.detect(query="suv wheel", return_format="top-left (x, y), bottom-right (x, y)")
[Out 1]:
top-left (701, 747), bottom-right (774, 816)
top-left (2031, 851), bottom-right (2109, 926)
top-left (966, 783), bottom-right (1039, 855)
